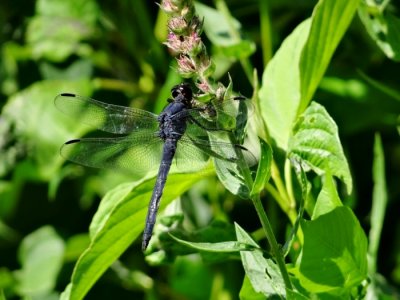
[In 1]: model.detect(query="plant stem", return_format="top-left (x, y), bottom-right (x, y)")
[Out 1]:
top-left (232, 137), bottom-right (292, 291)
top-left (260, 0), bottom-right (273, 66)
top-left (251, 193), bottom-right (293, 290)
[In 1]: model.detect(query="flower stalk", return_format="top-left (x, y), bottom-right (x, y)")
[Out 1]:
top-left (160, 0), bottom-right (214, 94)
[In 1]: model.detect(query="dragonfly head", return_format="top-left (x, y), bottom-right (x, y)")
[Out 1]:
top-left (171, 83), bottom-right (193, 106)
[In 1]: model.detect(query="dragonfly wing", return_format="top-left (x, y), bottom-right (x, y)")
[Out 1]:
top-left (55, 93), bottom-right (159, 134)
top-left (61, 131), bottom-right (164, 177)
top-left (172, 129), bottom-right (245, 174)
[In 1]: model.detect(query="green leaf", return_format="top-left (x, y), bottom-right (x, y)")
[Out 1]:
top-left (258, 19), bottom-right (309, 150)
top-left (239, 275), bottom-right (266, 300)
top-left (16, 226), bottom-right (65, 297)
top-left (299, 0), bottom-right (361, 111)
top-left (235, 223), bottom-right (286, 298)
top-left (368, 133), bottom-right (388, 274)
top-left (214, 40), bottom-right (256, 60)
top-left (312, 172), bottom-right (343, 220)
top-left (62, 170), bottom-right (210, 300)
top-left (26, 0), bottom-right (100, 61)
top-left (195, 2), bottom-right (255, 58)
top-left (251, 139), bottom-right (272, 196)
top-left (2, 80), bottom-right (94, 179)
top-left (286, 289), bottom-right (309, 300)
top-left (295, 206), bottom-right (368, 293)
top-left (259, 0), bottom-right (359, 150)
top-left (358, 2), bottom-right (400, 61)
top-left (169, 234), bottom-right (257, 252)
top-left (288, 101), bottom-right (352, 194)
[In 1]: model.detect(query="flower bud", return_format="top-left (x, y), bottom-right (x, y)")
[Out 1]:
top-left (168, 17), bottom-right (188, 34)
top-left (177, 55), bottom-right (196, 77)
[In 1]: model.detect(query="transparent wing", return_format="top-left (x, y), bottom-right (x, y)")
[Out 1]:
top-left (61, 133), bottom-right (247, 177)
top-left (54, 93), bottom-right (159, 134)
top-left (60, 131), bottom-right (164, 177)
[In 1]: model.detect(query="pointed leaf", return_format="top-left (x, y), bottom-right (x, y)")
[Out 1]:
top-left (251, 139), bottom-right (272, 196)
top-left (299, 0), bottom-right (360, 111)
top-left (258, 19), bottom-right (309, 149)
top-left (368, 134), bottom-right (388, 274)
top-left (312, 172), bottom-right (343, 220)
top-left (169, 234), bottom-right (257, 253)
top-left (259, 0), bottom-right (359, 150)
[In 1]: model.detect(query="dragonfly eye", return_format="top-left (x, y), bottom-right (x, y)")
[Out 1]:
top-left (171, 83), bottom-right (193, 101)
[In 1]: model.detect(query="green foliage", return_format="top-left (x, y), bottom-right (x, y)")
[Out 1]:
top-left (288, 102), bottom-right (352, 193)
top-left (1, 0), bottom-right (400, 299)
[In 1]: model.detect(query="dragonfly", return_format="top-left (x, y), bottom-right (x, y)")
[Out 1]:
top-left (55, 83), bottom-right (250, 250)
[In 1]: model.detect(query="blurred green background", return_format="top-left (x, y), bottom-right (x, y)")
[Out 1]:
top-left (1, 0), bottom-right (400, 299)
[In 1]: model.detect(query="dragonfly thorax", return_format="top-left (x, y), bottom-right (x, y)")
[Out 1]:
top-left (158, 101), bottom-right (189, 140)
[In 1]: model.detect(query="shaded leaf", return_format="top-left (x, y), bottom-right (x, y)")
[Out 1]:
top-left (235, 223), bottom-right (286, 298)
top-left (26, 0), bottom-right (100, 61)
top-left (358, 2), bottom-right (400, 61)
top-left (16, 226), bottom-right (65, 297)
top-left (2, 80), bottom-right (94, 179)
top-left (368, 133), bottom-right (388, 274)
top-left (169, 234), bottom-right (257, 252)
top-left (195, 2), bottom-right (255, 59)
top-left (282, 158), bottom-right (307, 256)
top-left (295, 207), bottom-right (368, 293)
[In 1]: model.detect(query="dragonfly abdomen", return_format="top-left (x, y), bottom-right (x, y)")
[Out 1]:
top-left (142, 138), bottom-right (178, 250)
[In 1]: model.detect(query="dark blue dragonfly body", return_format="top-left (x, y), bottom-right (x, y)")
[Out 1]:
top-left (55, 83), bottom-right (247, 250)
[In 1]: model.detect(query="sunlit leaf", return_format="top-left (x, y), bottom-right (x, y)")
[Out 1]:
top-left (299, 0), bottom-right (360, 111)
top-left (239, 275), bottom-right (266, 300)
top-left (62, 170), bottom-right (210, 300)
top-left (312, 172), bottom-right (343, 220)
top-left (251, 139), bottom-right (272, 196)
top-left (288, 102), bottom-right (352, 194)
top-left (259, 0), bottom-right (359, 150)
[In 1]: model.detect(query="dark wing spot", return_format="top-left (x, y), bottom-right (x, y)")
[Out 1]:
top-left (60, 93), bottom-right (77, 97)
top-left (65, 139), bottom-right (81, 145)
